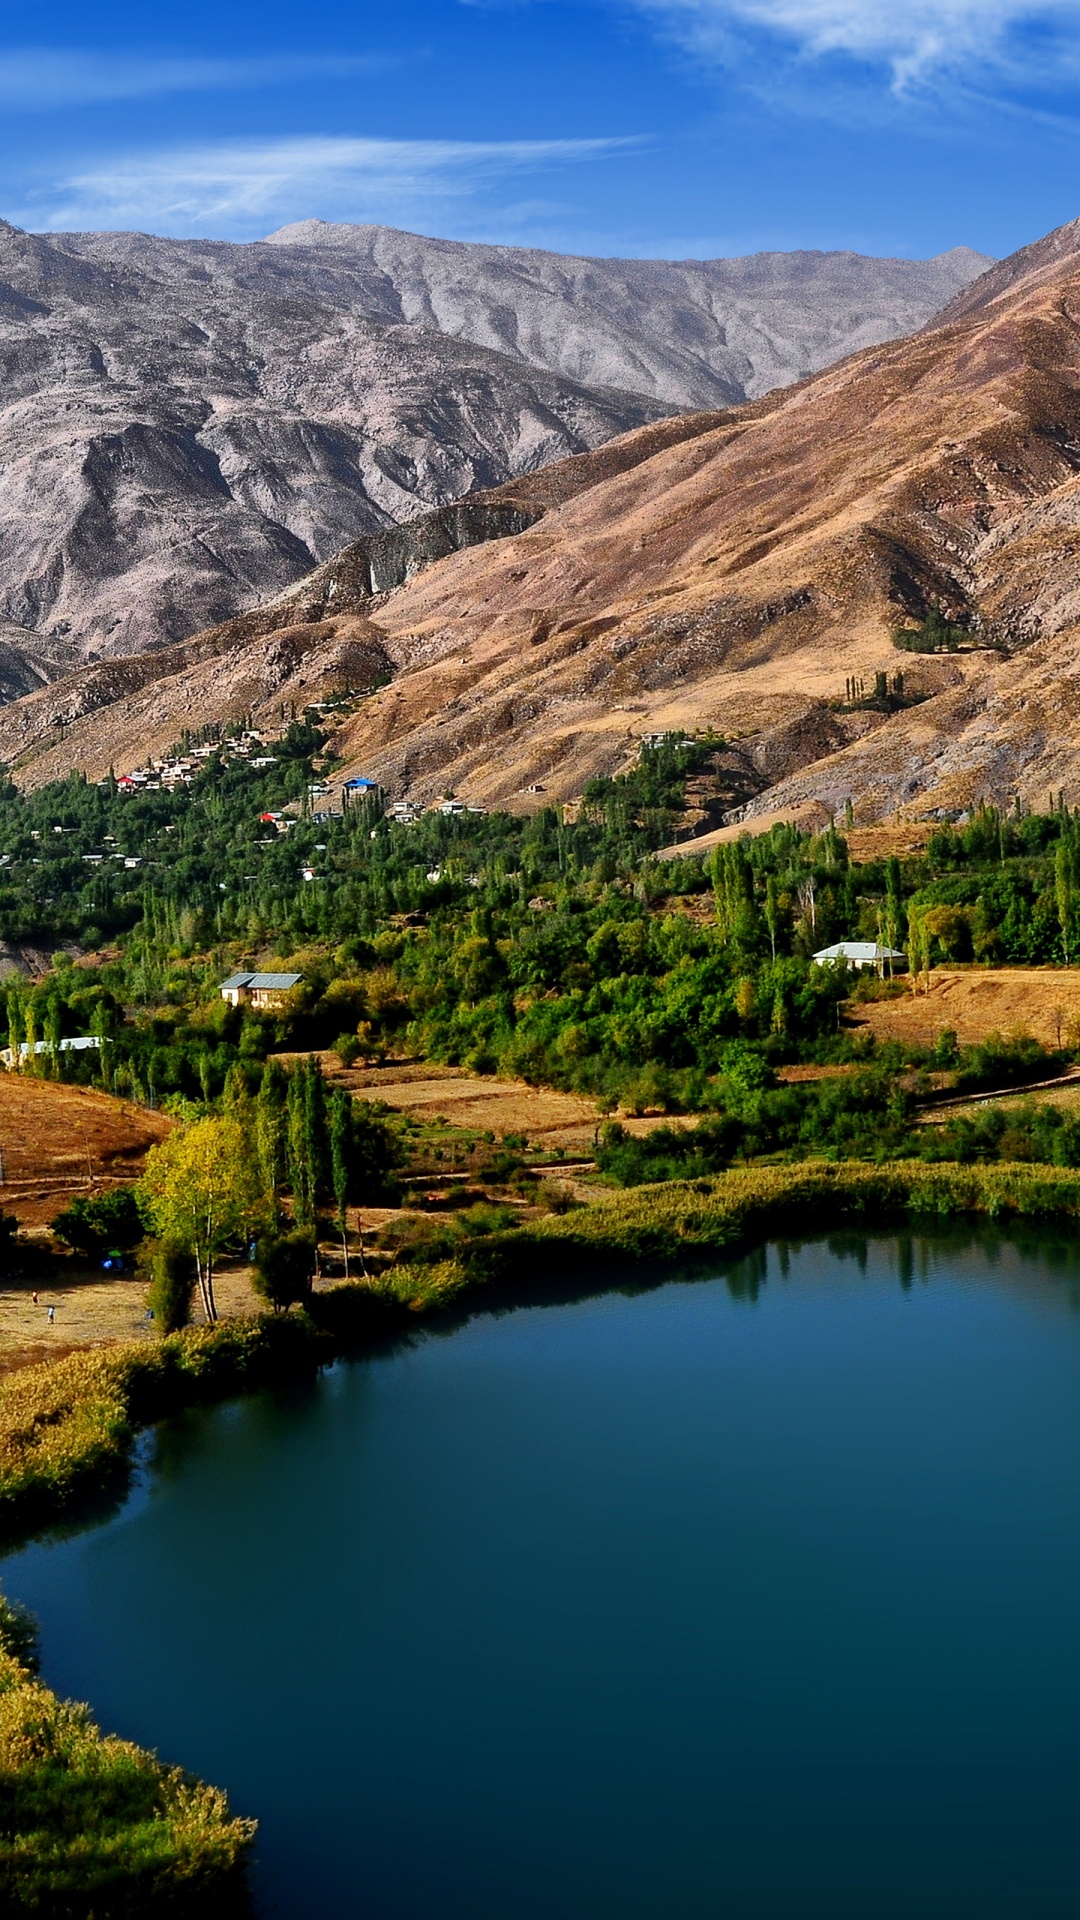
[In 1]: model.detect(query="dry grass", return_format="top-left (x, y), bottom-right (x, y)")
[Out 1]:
top-left (844, 821), bottom-right (935, 862)
top-left (0, 1261), bottom-right (266, 1378)
top-left (852, 968), bottom-right (1080, 1051)
top-left (0, 1074), bottom-right (171, 1226)
top-left (286, 1051), bottom-right (684, 1151)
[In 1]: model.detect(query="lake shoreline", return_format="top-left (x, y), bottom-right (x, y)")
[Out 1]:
top-left (7, 1156), bottom-right (1080, 1914)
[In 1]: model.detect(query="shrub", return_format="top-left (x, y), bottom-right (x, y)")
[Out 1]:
top-left (51, 1186), bottom-right (148, 1259)
top-left (333, 1032), bottom-right (361, 1069)
top-left (0, 1591), bottom-right (38, 1672)
top-left (537, 1179), bottom-right (577, 1215)
top-left (146, 1240), bottom-right (197, 1334)
top-left (0, 1629), bottom-right (254, 1914)
top-left (252, 1229), bottom-right (317, 1312)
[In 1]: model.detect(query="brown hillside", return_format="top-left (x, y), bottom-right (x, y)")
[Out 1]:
top-left (7, 217), bottom-right (1080, 815)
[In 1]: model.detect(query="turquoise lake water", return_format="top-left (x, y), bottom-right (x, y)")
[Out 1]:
top-left (6, 1233), bottom-right (1080, 1917)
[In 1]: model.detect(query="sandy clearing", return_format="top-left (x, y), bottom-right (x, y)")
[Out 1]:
top-left (0, 1260), bottom-right (265, 1375)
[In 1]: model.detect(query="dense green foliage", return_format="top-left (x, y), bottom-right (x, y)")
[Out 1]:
top-left (145, 1241), bottom-right (198, 1334)
top-left (51, 1188), bottom-right (148, 1260)
top-left (5, 728), bottom-right (1080, 1169)
top-left (252, 1229), bottom-right (317, 1312)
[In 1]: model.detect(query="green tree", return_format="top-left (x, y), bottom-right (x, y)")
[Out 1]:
top-left (253, 1227), bottom-right (316, 1312)
top-left (329, 1088), bottom-right (354, 1278)
top-left (256, 1058), bottom-right (289, 1226)
top-left (287, 1062), bottom-right (314, 1226)
top-left (1055, 830), bottom-right (1080, 965)
top-left (145, 1239), bottom-right (196, 1333)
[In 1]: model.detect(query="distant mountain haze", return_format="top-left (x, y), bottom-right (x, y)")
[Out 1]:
top-left (8, 214), bottom-right (1080, 825)
top-left (0, 217), bottom-right (987, 671)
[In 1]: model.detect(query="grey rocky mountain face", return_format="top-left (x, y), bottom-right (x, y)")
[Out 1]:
top-left (261, 222), bottom-right (991, 407)
top-left (0, 217), bottom-right (990, 669)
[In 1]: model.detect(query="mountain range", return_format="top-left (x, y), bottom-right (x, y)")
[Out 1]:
top-left (0, 219), bottom-right (986, 677)
top-left (8, 214), bottom-right (1080, 827)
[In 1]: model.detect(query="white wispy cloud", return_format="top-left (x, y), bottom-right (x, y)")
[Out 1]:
top-left (0, 48), bottom-right (390, 110)
top-left (19, 135), bottom-right (636, 237)
top-left (633, 0), bottom-right (1080, 88)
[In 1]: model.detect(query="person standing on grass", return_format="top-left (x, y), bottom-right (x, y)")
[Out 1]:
top-left (47, 1305), bottom-right (54, 1324)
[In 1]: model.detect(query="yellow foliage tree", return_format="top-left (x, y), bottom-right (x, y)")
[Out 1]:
top-left (139, 1115), bottom-right (264, 1323)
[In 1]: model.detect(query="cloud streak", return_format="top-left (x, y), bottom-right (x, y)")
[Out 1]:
top-left (634, 0), bottom-right (1080, 88)
top-left (0, 48), bottom-right (390, 110)
top-left (20, 135), bottom-right (637, 237)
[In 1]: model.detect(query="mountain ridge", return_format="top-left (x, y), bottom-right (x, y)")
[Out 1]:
top-left (0, 216), bottom-right (987, 672)
top-left (3, 214), bottom-right (1072, 819)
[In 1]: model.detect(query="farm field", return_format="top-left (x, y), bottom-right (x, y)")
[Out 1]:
top-left (852, 969), bottom-right (1080, 1051)
top-left (0, 1073), bottom-right (171, 1226)
top-left (315, 1055), bottom-right (702, 1149)
top-left (303, 1054), bottom-right (607, 1150)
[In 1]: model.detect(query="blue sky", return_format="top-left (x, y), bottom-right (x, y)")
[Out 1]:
top-left (5, 1), bottom-right (1080, 259)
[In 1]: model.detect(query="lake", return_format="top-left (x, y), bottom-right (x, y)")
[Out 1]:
top-left (6, 1232), bottom-right (1080, 1917)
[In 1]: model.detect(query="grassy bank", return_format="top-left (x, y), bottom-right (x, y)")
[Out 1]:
top-left (6, 1156), bottom-right (1080, 1914)
top-left (0, 1597), bottom-right (254, 1917)
top-left (8, 1160), bottom-right (1080, 1539)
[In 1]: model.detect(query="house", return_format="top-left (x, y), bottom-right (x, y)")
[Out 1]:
top-left (343, 777), bottom-right (381, 807)
top-left (1, 1035), bottom-right (102, 1069)
top-left (640, 730), bottom-right (689, 749)
top-left (219, 971), bottom-right (302, 1009)
top-left (812, 942), bottom-right (906, 973)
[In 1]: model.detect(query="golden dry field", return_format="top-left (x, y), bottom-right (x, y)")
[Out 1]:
top-left (852, 969), bottom-right (1080, 1051)
top-left (0, 1074), bottom-right (172, 1226)
top-left (0, 1262), bottom-right (267, 1377)
top-left (288, 1053), bottom-right (634, 1150)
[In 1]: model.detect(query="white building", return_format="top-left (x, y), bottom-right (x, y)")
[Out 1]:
top-left (812, 942), bottom-right (907, 972)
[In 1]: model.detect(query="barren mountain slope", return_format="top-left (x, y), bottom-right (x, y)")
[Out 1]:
top-left (0, 416), bottom-right (726, 785)
top-left (306, 215), bottom-right (1080, 812)
top-left (0, 218), bottom-right (670, 659)
top-left (0, 218), bottom-right (987, 667)
top-left (258, 221), bottom-right (989, 406)
top-left (5, 217), bottom-right (1077, 813)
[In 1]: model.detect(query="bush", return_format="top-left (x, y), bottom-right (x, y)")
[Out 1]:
top-left (537, 1179), bottom-right (577, 1215)
top-left (146, 1240), bottom-right (197, 1334)
top-left (252, 1229), bottom-right (317, 1312)
top-left (51, 1187), bottom-right (148, 1259)
top-left (0, 1591), bottom-right (38, 1672)
top-left (596, 1116), bottom-right (744, 1186)
top-left (333, 1032), bottom-right (361, 1069)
